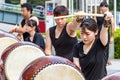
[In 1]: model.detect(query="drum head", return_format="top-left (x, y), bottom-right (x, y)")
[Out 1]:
top-left (33, 64), bottom-right (84, 80)
top-left (0, 31), bottom-right (19, 57)
top-left (2, 42), bottom-right (45, 80)
top-left (21, 56), bottom-right (85, 80)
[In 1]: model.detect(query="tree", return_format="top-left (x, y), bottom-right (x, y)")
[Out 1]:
top-left (109, 0), bottom-right (120, 11)
top-left (117, 0), bottom-right (120, 11)
top-left (28, 0), bottom-right (46, 7)
top-left (5, 0), bottom-right (46, 8)
top-left (5, 0), bottom-right (120, 11)
top-left (5, 0), bottom-right (20, 4)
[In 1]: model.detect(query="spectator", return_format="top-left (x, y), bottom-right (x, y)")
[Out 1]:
top-left (24, 19), bottom-right (45, 50)
top-left (9, 3), bottom-right (39, 41)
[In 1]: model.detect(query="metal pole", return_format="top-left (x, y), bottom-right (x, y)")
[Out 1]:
top-left (90, 0), bottom-right (93, 13)
top-left (69, 0), bottom-right (71, 14)
top-left (82, 0), bottom-right (84, 12)
top-left (107, 0), bottom-right (109, 5)
top-left (79, 0), bottom-right (81, 11)
top-left (53, 0), bottom-right (56, 26)
top-left (94, 0), bottom-right (97, 14)
top-left (85, 0), bottom-right (88, 13)
top-left (53, 0), bottom-right (55, 9)
top-left (114, 0), bottom-right (117, 30)
top-left (76, 0), bottom-right (78, 11)
top-left (72, 0), bottom-right (74, 14)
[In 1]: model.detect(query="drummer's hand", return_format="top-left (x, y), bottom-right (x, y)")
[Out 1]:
top-left (104, 12), bottom-right (113, 20)
top-left (9, 28), bottom-right (17, 33)
top-left (104, 12), bottom-right (113, 28)
top-left (74, 11), bottom-right (85, 19)
top-left (17, 33), bottom-right (23, 41)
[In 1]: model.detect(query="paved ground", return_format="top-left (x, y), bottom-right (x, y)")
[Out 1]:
top-left (0, 22), bottom-right (120, 76)
top-left (107, 59), bottom-right (120, 75)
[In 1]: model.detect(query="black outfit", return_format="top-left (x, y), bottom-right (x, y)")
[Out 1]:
top-left (73, 38), bottom-right (108, 80)
top-left (25, 32), bottom-right (45, 50)
top-left (96, 17), bottom-right (104, 34)
top-left (96, 17), bottom-right (110, 61)
top-left (49, 24), bottom-right (78, 62)
top-left (21, 16), bottom-right (39, 40)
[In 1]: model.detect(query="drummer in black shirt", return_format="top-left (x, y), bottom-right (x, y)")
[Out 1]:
top-left (73, 12), bottom-right (113, 80)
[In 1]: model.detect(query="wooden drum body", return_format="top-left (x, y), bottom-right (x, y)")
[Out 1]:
top-left (21, 56), bottom-right (85, 80)
top-left (0, 29), bottom-right (19, 57)
top-left (1, 42), bottom-right (45, 80)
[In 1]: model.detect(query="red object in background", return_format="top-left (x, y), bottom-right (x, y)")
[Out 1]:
top-left (39, 20), bottom-right (46, 33)
top-left (47, 11), bottom-right (53, 15)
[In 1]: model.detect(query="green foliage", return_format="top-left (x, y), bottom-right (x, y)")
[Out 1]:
top-left (109, 0), bottom-right (120, 11)
top-left (5, 0), bottom-right (46, 7)
top-left (6, 0), bottom-right (20, 4)
top-left (28, 0), bottom-right (45, 7)
top-left (5, 0), bottom-right (120, 11)
top-left (66, 18), bottom-right (72, 23)
top-left (114, 29), bottom-right (120, 58)
top-left (76, 30), bottom-right (81, 39)
top-left (66, 18), bottom-right (81, 39)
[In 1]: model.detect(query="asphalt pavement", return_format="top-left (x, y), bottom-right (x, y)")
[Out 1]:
top-left (107, 59), bottom-right (120, 75)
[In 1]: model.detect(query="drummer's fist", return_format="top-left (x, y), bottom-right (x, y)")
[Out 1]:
top-left (104, 12), bottom-right (113, 20)
top-left (9, 28), bottom-right (17, 33)
top-left (104, 12), bottom-right (113, 28)
top-left (74, 11), bottom-right (85, 23)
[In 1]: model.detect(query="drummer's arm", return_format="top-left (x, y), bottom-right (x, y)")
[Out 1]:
top-left (110, 17), bottom-right (114, 44)
top-left (68, 15), bottom-right (84, 34)
top-left (73, 57), bottom-right (81, 69)
top-left (100, 12), bottom-right (113, 46)
top-left (9, 23), bottom-right (26, 33)
top-left (15, 23), bottom-right (27, 33)
top-left (45, 30), bottom-right (52, 56)
top-left (15, 26), bottom-right (26, 33)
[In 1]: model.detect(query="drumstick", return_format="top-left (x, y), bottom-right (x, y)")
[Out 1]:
top-left (54, 13), bottom-right (104, 19)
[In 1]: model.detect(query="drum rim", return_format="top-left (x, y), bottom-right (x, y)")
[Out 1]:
top-left (21, 56), bottom-right (85, 80)
top-left (0, 36), bottom-right (19, 41)
top-left (2, 42), bottom-right (44, 62)
top-left (0, 37), bottom-right (19, 57)
top-left (2, 42), bottom-right (45, 80)
top-left (0, 31), bottom-right (19, 41)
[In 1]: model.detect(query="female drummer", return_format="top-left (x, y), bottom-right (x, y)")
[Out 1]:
top-left (73, 12), bottom-right (113, 80)
top-left (24, 19), bottom-right (45, 50)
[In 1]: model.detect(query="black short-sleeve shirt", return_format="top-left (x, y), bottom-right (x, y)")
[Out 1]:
top-left (25, 32), bottom-right (45, 50)
top-left (49, 25), bottom-right (78, 62)
top-left (73, 38), bottom-right (108, 80)
top-left (21, 16), bottom-right (39, 41)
